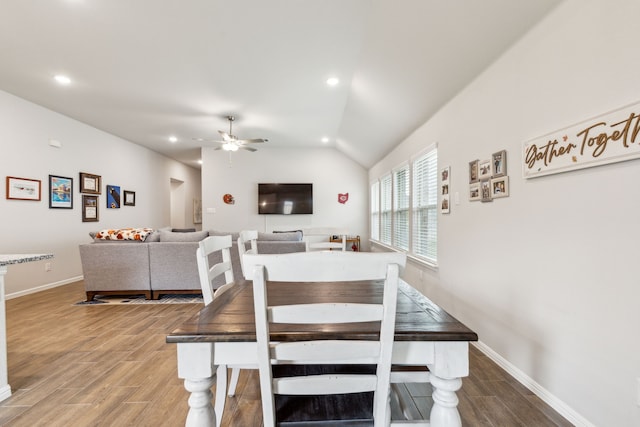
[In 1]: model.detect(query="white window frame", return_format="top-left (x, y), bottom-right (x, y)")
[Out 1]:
top-left (392, 163), bottom-right (410, 250)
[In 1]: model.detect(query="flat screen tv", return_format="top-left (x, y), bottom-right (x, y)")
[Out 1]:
top-left (258, 183), bottom-right (313, 215)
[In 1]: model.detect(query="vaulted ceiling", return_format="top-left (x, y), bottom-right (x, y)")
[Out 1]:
top-left (0, 0), bottom-right (561, 169)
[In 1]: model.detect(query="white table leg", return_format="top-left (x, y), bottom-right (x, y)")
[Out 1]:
top-left (177, 343), bottom-right (216, 427)
top-left (427, 341), bottom-right (468, 427)
top-left (429, 374), bottom-right (462, 427)
top-left (0, 266), bottom-right (11, 401)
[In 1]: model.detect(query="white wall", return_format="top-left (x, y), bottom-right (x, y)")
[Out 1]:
top-left (370, 1), bottom-right (640, 426)
top-left (201, 146), bottom-right (368, 244)
top-left (0, 90), bottom-right (201, 297)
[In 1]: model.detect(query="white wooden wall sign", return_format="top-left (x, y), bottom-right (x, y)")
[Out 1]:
top-left (523, 101), bottom-right (640, 178)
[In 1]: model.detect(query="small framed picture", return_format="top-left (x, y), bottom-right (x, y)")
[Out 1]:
top-left (124, 190), bottom-right (135, 206)
top-left (6, 176), bottom-right (41, 201)
top-left (469, 183), bottom-right (480, 201)
top-left (106, 185), bottom-right (121, 208)
top-left (469, 160), bottom-right (479, 183)
top-left (49, 175), bottom-right (73, 209)
top-left (82, 195), bottom-right (99, 222)
top-left (491, 176), bottom-right (509, 198)
top-left (79, 172), bottom-right (101, 194)
top-left (440, 166), bottom-right (450, 214)
top-left (480, 179), bottom-right (492, 202)
top-left (478, 160), bottom-right (492, 179)
top-left (492, 150), bottom-right (507, 177)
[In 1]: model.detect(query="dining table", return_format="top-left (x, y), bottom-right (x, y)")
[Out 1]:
top-left (166, 278), bottom-right (478, 427)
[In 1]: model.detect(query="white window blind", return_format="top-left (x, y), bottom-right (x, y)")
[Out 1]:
top-left (412, 147), bottom-right (437, 262)
top-left (370, 181), bottom-right (380, 241)
top-left (380, 174), bottom-right (392, 245)
top-left (393, 165), bottom-right (409, 250)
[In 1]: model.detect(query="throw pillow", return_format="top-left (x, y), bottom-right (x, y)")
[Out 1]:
top-left (158, 230), bottom-right (208, 242)
top-left (94, 228), bottom-right (154, 242)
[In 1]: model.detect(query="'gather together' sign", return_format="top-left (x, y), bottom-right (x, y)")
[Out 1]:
top-left (523, 101), bottom-right (640, 178)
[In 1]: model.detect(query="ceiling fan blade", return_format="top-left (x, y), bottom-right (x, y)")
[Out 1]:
top-left (240, 146), bottom-right (258, 152)
top-left (193, 137), bottom-right (226, 143)
top-left (218, 130), bottom-right (233, 141)
top-left (237, 138), bottom-right (268, 144)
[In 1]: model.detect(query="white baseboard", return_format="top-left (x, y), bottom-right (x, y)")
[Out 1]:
top-left (473, 341), bottom-right (595, 427)
top-left (6, 276), bottom-right (83, 300)
top-left (0, 384), bottom-right (11, 402)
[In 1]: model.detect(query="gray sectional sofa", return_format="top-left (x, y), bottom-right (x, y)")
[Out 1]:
top-left (79, 228), bottom-right (306, 301)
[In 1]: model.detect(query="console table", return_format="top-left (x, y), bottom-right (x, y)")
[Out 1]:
top-left (0, 254), bottom-right (53, 401)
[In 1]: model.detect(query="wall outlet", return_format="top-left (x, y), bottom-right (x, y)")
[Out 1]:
top-left (45, 262), bottom-right (52, 272)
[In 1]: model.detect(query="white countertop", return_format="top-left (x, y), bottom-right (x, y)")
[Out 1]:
top-left (0, 254), bottom-right (54, 266)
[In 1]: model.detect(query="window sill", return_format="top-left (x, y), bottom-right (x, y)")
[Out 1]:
top-left (369, 240), bottom-right (438, 271)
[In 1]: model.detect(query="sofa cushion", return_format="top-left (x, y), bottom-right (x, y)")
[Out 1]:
top-left (93, 228), bottom-right (154, 242)
top-left (208, 230), bottom-right (241, 241)
top-left (258, 231), bottom-right (302, 241)
top-left (158, 230), bottom-right (208, 242)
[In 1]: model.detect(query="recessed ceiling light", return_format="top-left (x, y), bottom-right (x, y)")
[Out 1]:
top-left (169, 136), bottom-right (178, 143)
top-left (54, 75), bottom-right (71, 85)
top-left (321, 137), bottom-right (329, 143)
top-left (326, 77), bottom-right (339, 86)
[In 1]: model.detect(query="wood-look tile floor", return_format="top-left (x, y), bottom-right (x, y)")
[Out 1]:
top-left (0, 281), bottom-right (573, 426)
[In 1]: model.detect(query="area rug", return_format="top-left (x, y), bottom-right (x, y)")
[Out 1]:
top-left (74, 294), bottom-right (203, 306)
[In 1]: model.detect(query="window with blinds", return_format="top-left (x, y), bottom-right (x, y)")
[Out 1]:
top-left (380, 174), bottom-right (392, 245)
top-left (392, 164), bottom-right (409, 250)
top-left (370, 181), bottom-right (380, 241)
top-left (412, 147), bottom-right (438, 262)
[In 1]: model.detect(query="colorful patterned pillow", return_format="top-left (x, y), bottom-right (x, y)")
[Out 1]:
top-left (95, 228), bottom-right (154, 242)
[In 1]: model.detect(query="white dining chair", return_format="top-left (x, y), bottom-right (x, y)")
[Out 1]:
top-left (244, 251), bottom-right (407, 427)
top-left (196, 235), bottom-right (248, 427)
top-left (237, 229), bottom-right (258, 278)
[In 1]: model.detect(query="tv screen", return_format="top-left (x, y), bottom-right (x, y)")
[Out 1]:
top-left (258, 183), bottom-right (313, 215)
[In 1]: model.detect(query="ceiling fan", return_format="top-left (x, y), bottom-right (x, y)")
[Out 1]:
top-left (194, 116), bottom-right (268, 152)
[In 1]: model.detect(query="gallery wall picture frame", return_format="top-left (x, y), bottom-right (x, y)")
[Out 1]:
top-left (478, 159), bottom-right (492, 179)
top-left (491, 176), bottom-right (509, 198)
top-left (480, 179), bottom-right (492, 202)
top-left (82, 195), bottom-right (99, 222)
top-left (469, 183), bottom-right (480, 201)
top-left (106, 185), bottom-right (121, 208)
top-left (6, 176), bottom-right (41, 201)
top-left (492, 150), bottom-right (507, 177)
top-left (440, 166), bottom-right (450, 214)
top-left (123, 190), bottom-right (135, 206)
top-left (79, 172), bottom-right (101, 194)
top-left (49, 175), bottom-right (73, 209)
top-left (469, 160), bottom-right (479, 183)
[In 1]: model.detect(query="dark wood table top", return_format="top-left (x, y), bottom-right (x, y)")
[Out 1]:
top-left (167, 279), bottom-right (477, 344)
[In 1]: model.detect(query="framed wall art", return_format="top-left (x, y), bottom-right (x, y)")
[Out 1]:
top-left (123, 190), bottom-right (135, 206)
top-left (480, 179), bottom-right (492, 202)
top-left (491, 176), bottom-right (509, 198)
top-left (79, 172), bottom-right (101, 194)
top-left (106, 185), bottom-right (121, 208)
top-left (469, 183), bottom-right (480, 201)
top-left (440, 166), bottom-right (450, 214)
top-left (478, 159), bottom-right (492, 179)
top-left (492, 150), bottom-right (507, 177)
top-left (82, 195), bottom-right (99, 222)
top-left (49, 175), bottom-right (73, 209)
top-left (6, 176), bottom-right (41, 201)
top-left (468, 160), bottom-right (479, 183)
top-left (193, 199), bottom-right (202, 224)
